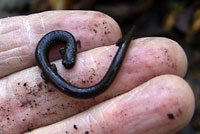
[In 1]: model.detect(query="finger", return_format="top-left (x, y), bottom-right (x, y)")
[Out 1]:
top-left (0, 10), bottom-right (121, 78)
top-left (0, 37), bottom-right (187, 134)
top-left (25, 75), bottom-right (195, 134)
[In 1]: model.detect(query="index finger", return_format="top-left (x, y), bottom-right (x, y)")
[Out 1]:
top-left (0, 11), bottom-right (121, 78)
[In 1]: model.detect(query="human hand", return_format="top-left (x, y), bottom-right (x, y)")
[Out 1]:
top-left (0, 11), bottom-right (194, 134)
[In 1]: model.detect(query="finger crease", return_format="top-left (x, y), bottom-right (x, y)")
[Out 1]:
top-left (39, 14), bottom-right (46, 33)
top-left (23, 16), bottom-right (34, 50)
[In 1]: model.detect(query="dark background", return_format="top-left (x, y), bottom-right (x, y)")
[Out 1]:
top-left (0, 0), bottom-right (199, 133)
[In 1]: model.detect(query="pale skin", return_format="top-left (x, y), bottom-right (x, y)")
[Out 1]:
top-left (0, 11), bottom-right (195, 134)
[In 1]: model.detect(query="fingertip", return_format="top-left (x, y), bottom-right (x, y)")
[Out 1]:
top-left (120, 74), bottom-right (195, 134)
top-left (104, 74), bottom-right (195, 134)
top-left (157, 38), bottom-right (188, 77)
top-left (157, 75), bottom-right (195, 125)
top-left (131, 37), bottom-right (188, 78)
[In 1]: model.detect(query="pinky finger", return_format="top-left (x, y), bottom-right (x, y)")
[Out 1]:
top-left (25, 75), bottom-right (195, 134)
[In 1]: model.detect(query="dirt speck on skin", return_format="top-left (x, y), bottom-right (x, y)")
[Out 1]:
top-left (26, 124), bottom-right (34, 132)
top-left (94, 24), bottom-right (98, 27)
top-left (104, 31), bottom-right (110, 35)
top-left (175, 108), bottom-right (183, 118)
top-left (161, 48), bottom-right (177, 71)
top-left (102, 20), bottom-right (111, 36)
top-left (73, 124), bottom-right (78, 130)
top-left (88, 19), bottom-right (111, 46)
top-left (23, 82), bottom-right (27, 87)
top-left (16, 81), bottom-right (55, 100)
top-left (20, 100), bottom-right (32, 108)
top-left (13, 80), bottom-right (61, 123)
top-left (85, 131), bottom-right (89, 134)
top-left (0, 100), bottom-right (18, 131)
top-left (102, 21), bottom-right (107, 25)
top-left (38, 82), bottom-right (43, 88)
top-left (178, 108), bottom-right (182, 115)
top-left (120, 109), bottom-right (128, 117)
top-left (167, 113), bottom-right (175, 120)
top-left (79, 68), bottom-right (99, 86)
top-left (93, 29), bottom-right (97, 33)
